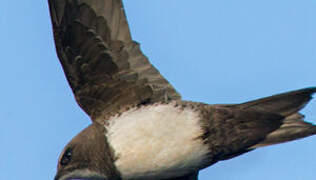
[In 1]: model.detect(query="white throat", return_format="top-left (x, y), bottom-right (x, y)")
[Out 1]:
top-left (105, 103), bottom-right (210, 179)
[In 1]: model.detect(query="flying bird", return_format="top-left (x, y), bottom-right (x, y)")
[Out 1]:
top-left (48, 0), bottom-right (316, 179)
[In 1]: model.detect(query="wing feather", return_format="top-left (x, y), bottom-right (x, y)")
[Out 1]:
top-left (48, 0), bottom-right (181, 121)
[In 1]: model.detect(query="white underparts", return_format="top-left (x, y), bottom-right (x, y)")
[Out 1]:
top-left (105, 103), bottom-right (210, 179)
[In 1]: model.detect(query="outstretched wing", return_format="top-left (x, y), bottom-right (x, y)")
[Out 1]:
top-left (48, 0), bottom-right (181, 121)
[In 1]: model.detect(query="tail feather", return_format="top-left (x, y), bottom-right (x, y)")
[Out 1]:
top-left (238, 87), bottom-right (316, 116)
top-left (250, 113), bottom-right (316, 149)
top-left (237, 87), bottom-right (316, 149)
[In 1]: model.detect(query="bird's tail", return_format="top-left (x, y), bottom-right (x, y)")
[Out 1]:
top-left (249, 113), bottom-right (316, 148)
top-left (237, 87), bottom-right (316, 149)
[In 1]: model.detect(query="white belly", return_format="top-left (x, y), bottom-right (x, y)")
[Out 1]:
top-left (105, 103), bottom-right (210, 179)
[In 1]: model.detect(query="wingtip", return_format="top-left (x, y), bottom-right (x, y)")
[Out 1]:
top-left (289, 86), bottom-right (316, 94)
top-left (299, 87), bottom-right (316, 99)
top-left (305, 86), bottom-right (316, 91)
top-left (301, 87), bottom-right (316, 94)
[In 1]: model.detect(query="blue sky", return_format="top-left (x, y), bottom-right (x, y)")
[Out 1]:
top-left (0, 0), bottom-right (316, 179)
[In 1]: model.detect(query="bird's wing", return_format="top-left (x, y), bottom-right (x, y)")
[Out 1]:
top-left (48, 0), bottom-right (181, 121)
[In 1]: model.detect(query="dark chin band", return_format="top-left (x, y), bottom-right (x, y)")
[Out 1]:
top-left (55, 175), bottom-right (108, 180)
top-left (66, 178), bottom-right (106, 180)
top-left (54, 169), bottom-right (110, 180)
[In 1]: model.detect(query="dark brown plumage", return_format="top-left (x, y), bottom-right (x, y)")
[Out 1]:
top-left (54, 123), bottom-right (120, 180)
top-left (48, 0), bottom-right (316, 180)
top-left (198, 88), bottom-right (316, 165)
top-left (49, 0), bottom-right (180, 121)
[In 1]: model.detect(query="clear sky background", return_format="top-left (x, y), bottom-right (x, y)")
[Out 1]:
top-left (0, 0), bottom-right (316, 179)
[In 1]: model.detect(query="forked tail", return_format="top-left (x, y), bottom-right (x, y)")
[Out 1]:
top-left (237, 87), bottom-right (316, 149)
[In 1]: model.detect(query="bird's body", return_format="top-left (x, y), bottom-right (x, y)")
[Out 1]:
top-left (48, 0), bottom-right (316, 179)
top-left (55, 102), bottom-right (210, 180)
top-left (105, 102), bottom-right (209, 179)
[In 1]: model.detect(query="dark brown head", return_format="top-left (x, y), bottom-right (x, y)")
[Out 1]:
top-left (54, 123), bottom-right (120, 180)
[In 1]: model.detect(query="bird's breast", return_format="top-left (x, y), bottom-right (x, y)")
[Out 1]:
top-left (104, 102), bottom-right (210, 179)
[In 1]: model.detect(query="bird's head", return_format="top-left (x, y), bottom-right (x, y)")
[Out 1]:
top-left (54, 123), bottom-right (120, 180)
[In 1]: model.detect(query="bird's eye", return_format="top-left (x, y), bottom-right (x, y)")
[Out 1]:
top-left (60, 148), bottom-right (72, 166)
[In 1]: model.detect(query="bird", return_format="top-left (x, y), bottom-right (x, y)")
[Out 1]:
top-left (48, 0), bottom-right (316, 180)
